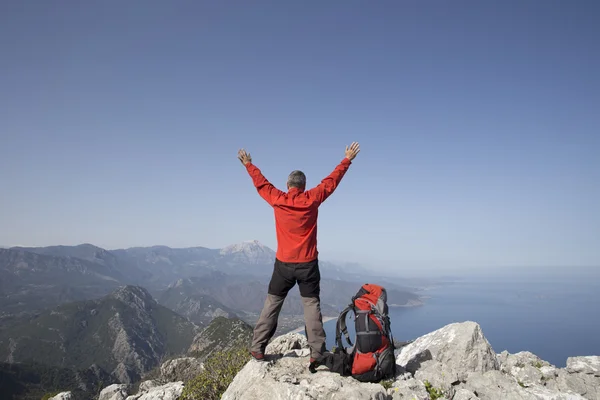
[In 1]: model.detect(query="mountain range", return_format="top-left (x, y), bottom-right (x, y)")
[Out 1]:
top-left (1, 240), bottom-right (421, 316)
top-left (0, 240), bottom-right (422, 398)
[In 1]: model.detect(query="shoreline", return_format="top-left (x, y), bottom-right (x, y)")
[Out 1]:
top-left (285, 298), bottom-right (427, 334)
top-left (286, 316), bottom-right (337, 334)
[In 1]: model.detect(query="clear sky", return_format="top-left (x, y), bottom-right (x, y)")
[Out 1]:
top-left (1, 1), bottom-right (598, 273)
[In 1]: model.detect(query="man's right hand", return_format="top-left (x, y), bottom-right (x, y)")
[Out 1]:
top-left (238, 148), bottom-right (252, 166)
top-left (345, 142), bottom-right (360, 161)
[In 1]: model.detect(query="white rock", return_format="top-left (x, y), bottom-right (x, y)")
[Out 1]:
top-left (556, 368), bottom-right (600, 400)
top-left (396, 321), bottom-right (499, 388)
top-left (390, 378), bottom-right (429, 399)
top-left (138, 380), bottom-right (159, 393)
top-left (265, 333), bottom-right (308, 355)
top-left (126, 381), bottom-right (184, 400)
top-left (566, 356), bottom-right (600, 376)
top-left (453, 388), bottom-right (479, 400)
top-left (98, 384), bottom-right (129, 400)
top-left (222, 352), bottom-right (389, 400)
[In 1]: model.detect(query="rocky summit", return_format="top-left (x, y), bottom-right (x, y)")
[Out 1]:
top-left (222, 321), bottom-right (600, 400)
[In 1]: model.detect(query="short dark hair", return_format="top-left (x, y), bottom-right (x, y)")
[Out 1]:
top-left (287, 170), bottom-right (306, 189)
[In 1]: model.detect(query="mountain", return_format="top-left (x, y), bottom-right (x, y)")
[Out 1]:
top-left (0, 286), bottom-right (199, 385)
top-left (219, 240), bottom-right (276, 266)
top-left (110, 240), bottom-right (276, 287)
top-left (1, 242), bottom-right (422, 323)
top-left (0, 248), bottom-right (123, 314)
top-left (109, 246), bottom-right (218, 288)
top-left (159, 273), bottom-right (339, 318)
top-left (158, 281), bottom-right (238, 327)
top-left (188, 317), bottom-right (253, 360)
top-left (14, 244), bottom-right (152, 284)
top-left (159, 272), bottom-right (420, 319)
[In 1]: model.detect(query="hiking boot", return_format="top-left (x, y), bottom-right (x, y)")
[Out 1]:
top-left (250, 351), bottom-right (265, 361)
top-left (308, 357), bottom-right (321, 373)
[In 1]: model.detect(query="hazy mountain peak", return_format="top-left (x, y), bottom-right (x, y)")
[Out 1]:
top-left (109, 285), bottom-right (157, 310)
top-left (219, 240), bottom-right (274, 260)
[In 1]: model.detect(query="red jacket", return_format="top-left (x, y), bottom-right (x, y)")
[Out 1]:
top-left (245, 158), bottom-right (352, 263)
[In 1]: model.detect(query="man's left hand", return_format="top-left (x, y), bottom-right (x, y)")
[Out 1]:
top-left (238, 149), bottom-right (252, 166)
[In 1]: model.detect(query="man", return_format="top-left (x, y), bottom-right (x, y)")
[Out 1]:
top-left (237, 142), bottom-right (360, 369)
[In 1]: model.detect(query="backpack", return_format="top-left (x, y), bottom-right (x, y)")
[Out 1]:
top-left (317, 283), bottom-right (397, 382)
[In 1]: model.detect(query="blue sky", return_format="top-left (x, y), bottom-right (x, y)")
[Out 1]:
top-left (1, 1), bottom-right (598, 273)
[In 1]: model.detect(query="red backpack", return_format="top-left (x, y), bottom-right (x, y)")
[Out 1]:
top-left (317, 283), bottom-right (397, 382)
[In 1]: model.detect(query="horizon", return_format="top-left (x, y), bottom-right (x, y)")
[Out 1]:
top-left (1, 1), bottom-right (599, 273)
top-left (2, 240), bottom-right (598, 279)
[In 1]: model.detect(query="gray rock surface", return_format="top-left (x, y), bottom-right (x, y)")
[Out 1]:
top-left (396, 321), bottom-right (499, 388)
top-left (138, 380), bottom-right (160, 393)
top-left (222, 358), bottom-right (389, 400)
top-left (125, 381), bottom-right (184, 400)
top-left (265, 332), bottom-right (309, 355)
top-left (389, 378), bottom-right (429, 399)
top-left (222, 322), bottom-right (599, 400)
top-left (556, 368), bottom-right (600, 400)
top-left (566, 356), bottom-right (600, 376)
top-left (453, 388), bottom-right (479, 400)
top-left (96, 321), bottom-right (598, 400)
top-left (98, 384), bottom-right (129, 400)
top-left (223, 331), bottom-right (388, 400)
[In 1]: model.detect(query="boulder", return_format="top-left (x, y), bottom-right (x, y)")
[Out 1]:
top-left (566, 356), bottom-right (600, 376)
top-left (138, 380), bottom-right (160, 393)
top-left (265, 332), bottom-right (308, 355)
top-left (162, 321), bottom-right (599, 400)
top-left (98, 384), bottom-right (129, 400)
top-left (556, 368), bottom-right (600, 400)
top-left (222, 354), bottom-right (389, 400)
top-left (453, 388), bottom-right (479, 400)
top-left (396, 321), bottom-right (499, 388)
top-left (125, 381), bottom-right (184, 400)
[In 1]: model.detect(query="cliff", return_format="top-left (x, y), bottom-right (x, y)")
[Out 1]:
top-left (85, 321), bottom-right (599, 400)
top-left (223, 322), bottom-right (599, 400)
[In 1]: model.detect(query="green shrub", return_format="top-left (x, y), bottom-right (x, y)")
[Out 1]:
top-left (380, 379), bottom-right (394, 390)
top-left (423, 380), bottom-right (444, 400)
top-left (180, 343), bottom-right (250, 400)
top-left (41, 392), bottom-right (61, 400)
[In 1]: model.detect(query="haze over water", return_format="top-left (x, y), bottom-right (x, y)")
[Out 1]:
top-left (321, 269), bottom-right (600, 368)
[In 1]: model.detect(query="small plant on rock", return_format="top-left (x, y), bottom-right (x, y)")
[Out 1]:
top-left (423, 380), bottom-right (444, 400)
top-left (380, 379), bottom-right (394, 390)
top-left (180, 342), bottom-right (250, 400)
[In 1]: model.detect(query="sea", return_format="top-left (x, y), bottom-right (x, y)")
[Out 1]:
top-left (315, 271), bottom-right (600, 368)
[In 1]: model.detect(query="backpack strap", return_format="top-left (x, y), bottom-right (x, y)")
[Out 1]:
top-left (335, 305), bottom-right (355, 350)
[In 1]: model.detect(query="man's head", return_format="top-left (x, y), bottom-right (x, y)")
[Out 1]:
top-left (287, 170), bottom-right (306, 191)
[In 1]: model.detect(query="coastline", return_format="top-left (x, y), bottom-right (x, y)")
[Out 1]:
top-left (389, 298), bottom-right (426, 308)
top-left (286, 316), bottom-right (337, 334)
top-left (285, 298), bottom-right (427, 334)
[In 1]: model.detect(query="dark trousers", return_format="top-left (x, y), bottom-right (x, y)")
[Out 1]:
top-left (250, 258), bottom-right (326, 358)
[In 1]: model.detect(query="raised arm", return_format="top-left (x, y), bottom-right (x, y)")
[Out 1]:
top-left (307, 142), bottom-right (360, 204)
top-left (238, 148), bottom-right (284, 206)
